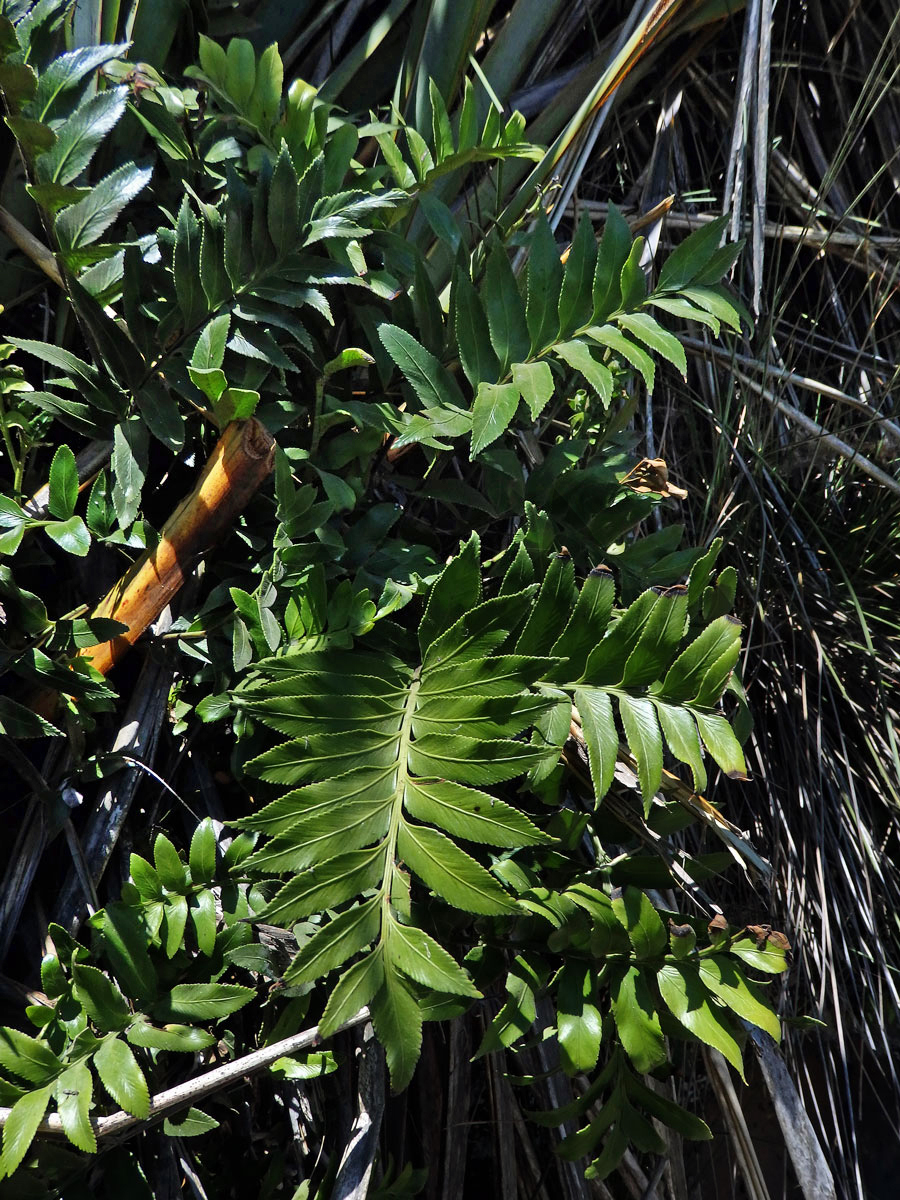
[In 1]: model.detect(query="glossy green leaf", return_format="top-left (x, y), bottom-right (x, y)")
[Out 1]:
top-left (526, 209), bottom-right (563, 352)
top-left (157, 983), bottom-right (255, 1022)
top-left (93, 1036), bottom-right (150, 1118)
top-left (0, 1084), bottom-right (52, 1179)
top-left (47, 444), bottom-right (78, 520)
top-left (483, 245), bottom-right (529, 372)
top-left (558, 212), bottom-right (597, 336)
top-left (617, 311), bottom-right (686, 377)
top-left (557, 962), bottom-right (602, 1073)
top-left (55, 1061), bottom-right (95, 1153)
top-left (618, 694), bottom-right (663, 808)
top-left (610, 965), bottom-right (667, 1073)
top-left (397, 823), bottom-right (516, 914)
top-left (657, 963), bottom-right (744, 1077)
top-left (404, 778), bottom-right (548, 847)
top-left (586, 324), bottom-right (655, 391)
top-left (656, 216), bottom-right (730, 291)
top-left (126, 1021), bottom-right (215, 1052)
top-left (163, 1107), bottom-right (219, 1137)
top-left (593, 203), bottom-right (632, 322)
top-left (174, 196), bottom-right (206, 328)
top-left (72, 964), bottom-right (130, 1032)
top-left (575, 687), bottom-right (617, 803)
top-left (154, 832), bottom-right (187, 892)
top-left (319, 950), bottom-right (385, 1037)
top-left (285, 899), bottom-right (382, 984)
top-left (611, 886), bottom-right (667, 958)
top-left (379, 323), bottom-right (466, 411)
top-left (698, 956), bottom-right (780, 1041)
top-left (371, 969), bottom-right (422, 1093)
top-left (454, 271), bottom-right (500, 387)
top-left (388, 921), bottom-right (479, 997)
top-left (470, 381), bottom-right (520, 457)
top-left (511, 360), bottom-right (554, 421)
top-left (554, 340), bottom-right (612, 405)
top-left (55, 164), bottom-right (152, 250)
top-left (0, 1028), bottom-right (61, 1085)
top-left (45, 515), bottom-right (90, 556)
top-left (189, 819), bottom-right (217, 885)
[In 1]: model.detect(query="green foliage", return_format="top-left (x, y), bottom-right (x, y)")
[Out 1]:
top-left (0, 6), bottom-right (777, 1192)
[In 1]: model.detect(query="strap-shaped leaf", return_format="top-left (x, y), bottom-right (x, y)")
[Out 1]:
top-left (617, 312), bottom-right (686, 377)
top-left (611, 885), bottom-right (667, 958)
top-left (583, 589), bottom-right (659, 685)
top-left (656, 615), bottom-right (742, 703)
top-left (586, 324), bottom-right (655, 391)
top-left (655, 703), bottom-right (707, 792)
top-left (471, 381), bottom-right (520, 456)
top-left (656, 215), bottom-right (730, 292)
top-left (387, 922), bottom-right (479, 997)
top-left (319, 951), bottom-right (385, 1037)
top-left (0, 1083), bottom-right (53, 1179)
top-left (554, 340), bottom-right (613, 405)
top-left (575, 687), bottom-right (617, 803)
top-left (454, 272), bottom-right (500, 388)
top-left (370, 967), bottom-right (422, 1093)
top-left (617, 694), bottom-right (663, 807)
top-left (620, 585), bottom-right (688, 689)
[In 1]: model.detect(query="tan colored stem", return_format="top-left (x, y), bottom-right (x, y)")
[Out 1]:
top-left (80, 418), bottom-right (274, 676)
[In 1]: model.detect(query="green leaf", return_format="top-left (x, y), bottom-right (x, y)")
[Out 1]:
top-left (419, 533), bottom-right (481, 655)
top-left (625, 1074), bottom-right (711, 1140)
top-left (285, 898), bottom-right (382, 984)
top-left (224, 166), bottom-right (254, 287)
top-left (154, 833), bottom-right (187, 892)
top-left (470, 381), bottom-right (520, 457)
top-left (476, 956), bottom-right (540, 1055)
top-left (657, 615), bottom-right (743, 704)
top-left (575, 687), bottom-right (617, 803)
top-left (249, 42), bottom-right (283, 132)
top-left (454, 271), bottom-right (500, 388)
top-left (554, 340), bottom-right (612, 405)
top-left (44, 515), bottom-right (90, 556)
top-left (55, 164), bottom-right (152, 250)
top-left (397, 823), bottom-right (517, 914)
top-left (526, 209), bottom-right (563, 352)
top-left (55, 1061), bottom-right (95, 1153)
top-left (0, 1028), bottom-right (62, 1085)
top-left (370, 969), bottom-right (422, 1092)
top-left (593, 203), bottom-right (633, 322)
top-left (618, 695), bottom-right (663, 810)
top-left (268, 144), bottom-right (299, 255)
top-left (199, 211), bottom-right (230, 309)
top-left (698, 957), bottom-right (780, 1041)
top-left (163, 1107), bottom-right (219, 1137)
top-left (586, 325), bottom-right (655, 391)
top-left (657, 216), bottom-right (730, 292)
top-left (611, 886), bottom-right (667, 958)
top-left (483, 245), bottom-right (529, 372)
top-left (72, 964), bottom-right (130, 1032)
top-left (33, 45), bottom-right (128, 121)
top-left (320, 950), bottom-right (385, 1037)
top-left (111, 417), bottom-right (148, 529)
top-left (126, 1021), bottom-right (215, 1052)
top-left (164, 894), bottom-right (189, 959)
top-left (388, 921), bottom-right (479, 997)
top-left (225, 37), bottom-right (256, 111)
top-left (512, 360), bottom-right (554, 421)
top-left (174, 196), bottom-right (206, 329)
top-left (47, 444), bottom-right (78, 518)
top-left (404, 778), bottom-right (548, 847)
top-left (190, 890), bottom-right (218, 957)
top-left (157, 984), bottom-right (255, 1022)
top-left (38, 89), bottom-right (124, 183)
top-left (617, 312), bottom-right (686, 377)
top-left (610, 965), bottom-right (667, 1073)
top-left (694, 712), bottom-right (747, 780)
top-left (618, 238), bottom-right (647, 309)
top-left (0, 695), bottom-right (62, 739)
top-left (557, 962), bottom-right (602, 1073)
top-left (189, 819), bottom-right (217, 884)
top-left (679, 284), bottom-right (745, 333)
top-left (655, 704), bottom-right (707, 792)
top-left (657, 963), bottom-right (744, 1077)
top-left (94, 1037), bottom-right (150, 1118)
top-left (89, 904), bottom-right (158, 1006)
top-left (378, 324), bottom-right (466, 411)
top-left (558, 212), bottom-right (598, 336)
top-left (0, 1084), bottom-right (52, 1179)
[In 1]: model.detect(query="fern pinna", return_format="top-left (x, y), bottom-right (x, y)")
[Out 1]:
top-left (233, 528), bottom-right (785, 1177)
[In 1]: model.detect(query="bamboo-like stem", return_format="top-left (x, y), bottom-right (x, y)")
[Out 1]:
top-left (0, 1009), bottom-right (371, 1143)
top-left (79, 419), bottom-right (275, 676)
